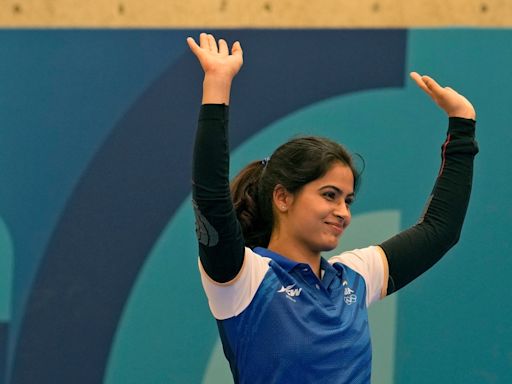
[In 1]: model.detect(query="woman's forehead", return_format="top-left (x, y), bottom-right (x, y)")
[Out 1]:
top-left (310, 163), bottom-right (354, 191)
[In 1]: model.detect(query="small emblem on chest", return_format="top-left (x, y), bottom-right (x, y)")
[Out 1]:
top-left (343, 280), bottom-right (357, 305)
top-left (277, 284), bottom-right (302, 302)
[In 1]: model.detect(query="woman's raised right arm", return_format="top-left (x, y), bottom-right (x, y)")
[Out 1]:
top-left (189, 33), bottom-right (246, 283)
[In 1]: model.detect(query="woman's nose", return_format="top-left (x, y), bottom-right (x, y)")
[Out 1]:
top-left (334, 201), bottom-right (350, 221)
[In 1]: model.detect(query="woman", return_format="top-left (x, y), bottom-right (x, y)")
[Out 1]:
top-left (188, 33), bottom-right (478, 383)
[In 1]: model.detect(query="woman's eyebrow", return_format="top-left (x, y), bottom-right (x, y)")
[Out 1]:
top-left (319, 185), bottom-right (354, 197)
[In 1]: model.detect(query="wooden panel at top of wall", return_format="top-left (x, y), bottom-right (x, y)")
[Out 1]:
top-left (0, 0), bottom-right (511, 27)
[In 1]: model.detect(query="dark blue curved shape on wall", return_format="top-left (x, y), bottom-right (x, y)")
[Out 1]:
top-left (0, 29), bottom-right (190, 384)
top-left (9, 30), bottom-right (406, 383)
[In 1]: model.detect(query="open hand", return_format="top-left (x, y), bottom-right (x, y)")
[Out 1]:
top-left (187, 33), bottom-right (243, 81)
top-left (410, 72), bottom-right (476, 120)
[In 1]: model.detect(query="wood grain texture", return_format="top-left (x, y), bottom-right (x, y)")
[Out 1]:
top-left (0, 0), bottom-right (510, 27)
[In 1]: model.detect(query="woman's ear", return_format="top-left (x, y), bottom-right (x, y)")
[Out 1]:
top-left (272, 184), bottom-right (292, 212)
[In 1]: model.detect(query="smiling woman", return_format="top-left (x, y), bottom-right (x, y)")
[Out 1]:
top-left (266, 160), bottom-right (355, 263)
top-left (230, 136), bottom-right (359, 256)
top-left (189, 32), bottom-right (478, 383)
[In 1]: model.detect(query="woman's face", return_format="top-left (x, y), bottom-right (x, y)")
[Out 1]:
top-left (283, 162), bottom-right (355, 254)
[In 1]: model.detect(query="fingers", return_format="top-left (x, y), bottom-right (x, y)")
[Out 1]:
top-left (188, 33), bottom-right (242, 57)
top-left (208, 34), bottom-right (218, 52)
top-left (190, 33), bottom-right (219, 53)
top-left (218, 39), bottom-right (229, 55)
top-left (232, 41), bottom-right (243, 57)
top-left (422, 75), bottom-right (444, 95)
top-left (410, 72), bottom-right (447, 99)
top-left (410, 72), bottom-right (431, 95)
top-left (199, 32), bottom-right (209, 49)
top-left (186, 37), bottom-right (201, 56)
top-left (410, 71), bottom-right (476, 119)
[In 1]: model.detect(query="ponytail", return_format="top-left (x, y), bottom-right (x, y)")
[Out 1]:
top-left (231, 160), bottom-right (273, 249)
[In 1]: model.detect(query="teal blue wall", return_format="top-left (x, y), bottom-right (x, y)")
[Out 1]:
top-left (0, 29), bottom-right (510, 383)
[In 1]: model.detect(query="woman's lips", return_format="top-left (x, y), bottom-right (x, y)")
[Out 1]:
top-left (326, 222), bottom-right (344, 236)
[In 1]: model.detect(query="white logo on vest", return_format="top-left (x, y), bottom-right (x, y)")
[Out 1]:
top-left (343, 280), bottom-right (357, 305)
top-left (277, 284), bottom-right (302, 302)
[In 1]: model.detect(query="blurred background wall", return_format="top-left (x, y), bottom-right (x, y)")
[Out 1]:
top-left (1, 1), bottom-right (511, 384)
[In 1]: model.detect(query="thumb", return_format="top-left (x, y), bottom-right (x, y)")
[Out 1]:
top-left (232, 41), bottom-right (243, 56)
top-left (187, 37), bottom-right (201, 56)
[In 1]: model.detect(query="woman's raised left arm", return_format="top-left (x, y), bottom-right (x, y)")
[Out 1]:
top-left (378, 73), bottom-right (479, 295)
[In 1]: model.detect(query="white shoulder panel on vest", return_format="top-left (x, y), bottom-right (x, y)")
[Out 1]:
top-left (198, 247), bottom-right (271, 320)
top-left (329, 246), bottom-right (385, 306)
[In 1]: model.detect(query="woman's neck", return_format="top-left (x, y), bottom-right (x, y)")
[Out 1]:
top-left (267, 236), bottom-right (322, 278)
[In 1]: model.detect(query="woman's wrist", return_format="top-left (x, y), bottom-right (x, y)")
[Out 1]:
top-left (447, 109), bottom-right (476, 120)
top-left (202, 74), bottom-right (234, 105)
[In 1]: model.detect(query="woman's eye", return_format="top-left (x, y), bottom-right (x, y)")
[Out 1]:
top-left (324, 192), bottom-right (336, 200)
